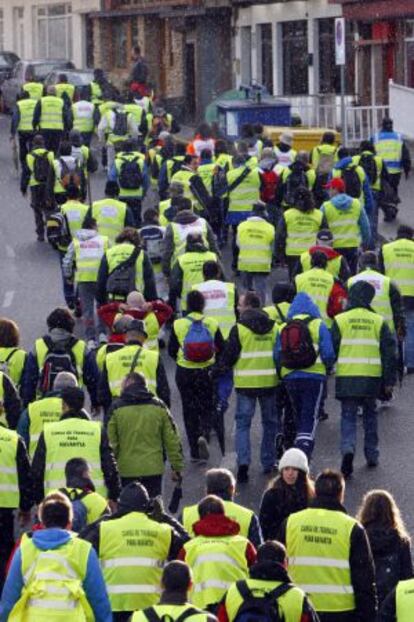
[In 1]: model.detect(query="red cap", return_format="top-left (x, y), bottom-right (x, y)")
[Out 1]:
top-left (325, 178), bottom-right (345, 192)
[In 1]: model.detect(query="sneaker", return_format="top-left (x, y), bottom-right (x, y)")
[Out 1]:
top-left (87, 339), bottom-right (96, 351)
top-left (341, 453), bottom-right (354, 479)
top-left (237, 465), bottom-right (249, 484)
top-left (197, 436), bottom-right (210, 461)
top-left (98, 332), bottom-right (108, 344)
top-left (367, 458), bottom-right (378, 468)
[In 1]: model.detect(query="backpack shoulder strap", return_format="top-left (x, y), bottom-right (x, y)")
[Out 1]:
top-left (142, 608), bottom-right (161, 622)
top-left (129, 346), bottom-right (143, 374)
top-left (110, 246), bottom-right (140, 274)
top-left (267, 582), bottom-right (295, 601)
top-left (275, 305), bottom-right (286, 323)
top-left (236, 580), bottom-right (252, 600)
top-left (176, 608), bottom-right (203, 622)
top-left (0, 348), bottom-right (18, 364)
top-left (227, 166), bottom-right (251, 194)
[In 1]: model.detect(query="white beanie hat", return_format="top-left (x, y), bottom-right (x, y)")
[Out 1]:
top-left (279, 448), bottom-right (309, 474)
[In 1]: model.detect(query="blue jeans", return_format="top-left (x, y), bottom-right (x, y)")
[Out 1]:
top-left (404, 308), bottom-right (414, 370)
top-left (241, 272), bottom-right (268, 306)
top-left (215, 370), bottom-right (233, 411)
top-left (285, 377), bottom-right (324, 459)
top-left (340, 397), bottom-right (379, 462)
top-left (235, 392), bottom-right (278, 469)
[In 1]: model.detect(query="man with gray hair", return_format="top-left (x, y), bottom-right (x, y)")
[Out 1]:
top-left (17, 371), bottom-right (78, 459)
top-left (181, 468), bottom-right (262, 548)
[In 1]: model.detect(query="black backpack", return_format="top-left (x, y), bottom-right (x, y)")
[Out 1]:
top-left (113, 110), bottom-right (128, 136)
top-left (38, 336), bottom-right (79, 395)
top-left (144, 607), bottom-right (202, 622)
top-left (280, 317), bottom-right (318, 370)
top-left (33, 152), bottom-right (50, 183)
top-left (359, 153), bottom-right (378, 186)
top-left (234, 580), bottom-right (294, 622)
top-left (342, 166), bottom-right (362, 198)
top-left (119, 156), bottom-right (143, 189)
top-left (106, 247), bottom-right (140, 298)
top-left (46, 212), bottom-right (71, 248)
top-left (284, 170), bottom-right (308, 206)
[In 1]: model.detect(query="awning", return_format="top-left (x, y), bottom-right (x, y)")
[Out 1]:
top-left (329, 0), bottom-right (414, 20)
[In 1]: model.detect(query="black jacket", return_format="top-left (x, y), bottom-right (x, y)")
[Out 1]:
top-left (279, 496), bottom-right (377, 622)
top-left (221, 309), bottom-right (276, 396)
top-left (259, 480), bottom-right (309, 541)
top-left (31, 409), bottom-right (121, 503)
top-left (1, 373), bottom-right (22, 430)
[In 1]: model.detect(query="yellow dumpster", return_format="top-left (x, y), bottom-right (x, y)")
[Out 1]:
top-left (263, 127), bottom-right (341, 152)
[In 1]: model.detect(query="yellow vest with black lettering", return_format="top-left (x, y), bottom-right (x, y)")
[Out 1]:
top-left (28, 396), bottom-right (63, 458)
top-left (115, 152), bottom-right (145, 198)
top-left (106, 243), bottom-right (145, 294)
top-left (43, 417), bottom-right (106, 497)
top-left (280, 315), bottom-right (326, 377)
top-left (183, 500), bottom-right (253, 539)
top-left (382, 239), bottom-right (414, 298)
top-left (0, 346), bottom-right (26, 389)
top-left (227, 167), bottom-right (261, 215)
top-left (300, 251), bottom-right (342, 279)
top-left (0, 426), bottom-right (19, 508)
top-left (234, 323), bottom-right (278, 389)
top-left (99, 511), bottom-right (172, 611)
top-left (184, 534), bottom-right (249, 609)
top-left (92, 198), bottom-right (127, 245)
top-left (348, 269), bottom-right (394, 332)
top-left (263, 302), bottom-right (290, 325)
top-left (198, 163), bottom-right (215, 195)
top-left (224, 578), bottom-right (305, 622)
top-left (323, 198), bottom-right (362, 249)
top-left (237, 218), bottom-right (275, 272)
top-left (38, 95), bottom-right (64, 130)
top-left (15, 533), bottom-right (92, 622)
top-left (132, 603), bottom-right (210, 622)
top-left (17, 98), bottom-right (36, 132)
top-left (73, 235), bottom-right (109, 283)
top-left (287, 507), bottom-right (357, 613)
top-left (284, 208), bottom-right (322, 256)
top-left (396, 578), bottom-right (414, 622)
top-left (335, 307), bottom-right (383, 378)
top-left (34, 337), bottom-right (85, 392)
top-left (170, 219), bottom-right (208, 264)
top-left (295, 268), bottom-right (334, 324)
top-left (177, 251), bottom-right (218, 311)
top-left (192, 280), bottom-right (236, 338)
top-left (106, 344), bottom-right (158, 397)
top-left (23, 82), bottom-right (44, 100)
top-left (55, 83), bottom-right (75, 101)
top-left (173, 312), bottom-right (218, 369)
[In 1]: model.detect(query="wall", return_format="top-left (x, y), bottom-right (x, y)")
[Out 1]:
top-left (389, 80), bottom-right (414, 138)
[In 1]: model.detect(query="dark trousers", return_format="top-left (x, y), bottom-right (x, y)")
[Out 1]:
top-left (122, 197), bottom-right (142, 227)
top-left (285, 377), bottom-right (324, 459)
top-left (286, 256), bottom-right (299, 281)
top-left (18, 132), bottom-right (33, 166)
top-left (113, 613), bottom-right (132, 622)
top-left (0, 510), bottom-right (15, 591)
top-left (176, 366), bottom-right (213, 459)
top-left (30, 185), bottom-right (49, 238)
top-left (80, 132), bottom-right (93, 147)
top-left (41, 129), bottom-right (63, 153)
top-left (336, 247), bottom-right (358, 276)
top-left (121, 475), bottom-right (162, 498)
top-left (389, 173), bottom-right (401, 194)
top-left (231, 225), bottom-right (239, 269)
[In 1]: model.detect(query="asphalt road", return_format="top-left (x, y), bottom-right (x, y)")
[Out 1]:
top-left (2, 113), bottom-right (414, 531)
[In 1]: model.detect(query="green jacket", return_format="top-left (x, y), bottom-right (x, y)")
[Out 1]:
top-left (106, 383), bottom-right (184, 477)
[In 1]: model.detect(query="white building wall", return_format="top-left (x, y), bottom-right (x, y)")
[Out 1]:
top-left (233, 0), bottom-right (343, 95)
top-left (0, 0), bottom-right (99, 68)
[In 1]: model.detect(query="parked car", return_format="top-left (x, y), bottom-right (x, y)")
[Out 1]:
top-left (1, 59), bottom-right (75, 112)
top-left (44, 69), bottom-right (94, 90)
top-left (0, 52), bottom-right (20, 85)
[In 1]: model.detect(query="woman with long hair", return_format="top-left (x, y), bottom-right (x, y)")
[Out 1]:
top-left (0, 317), bottom-right (27, 394)
top-left (357, 489), bottom-right (413, 605)
top-left (259, 448), bottom-right (314, 541)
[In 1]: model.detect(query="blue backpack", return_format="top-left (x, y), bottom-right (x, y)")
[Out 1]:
top-left (183, 317), bottom-right (215, 363)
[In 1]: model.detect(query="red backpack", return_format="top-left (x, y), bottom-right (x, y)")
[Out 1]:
top-left (260, 170), bottom-right (279, 204)
top-left (280, 317), bottom-right (318, 370)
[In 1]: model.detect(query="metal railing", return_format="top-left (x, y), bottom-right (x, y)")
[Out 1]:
top-left (344, 105), bottom-right (389, 146)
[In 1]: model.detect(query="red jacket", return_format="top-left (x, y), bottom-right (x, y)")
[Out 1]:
top-left (98, 301), bottom-right (173, 333)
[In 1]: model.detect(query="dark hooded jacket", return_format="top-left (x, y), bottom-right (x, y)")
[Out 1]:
top-left (222, 309), bottom-right (276, 396)
top-left (331, 281), bottom-right (397, 398)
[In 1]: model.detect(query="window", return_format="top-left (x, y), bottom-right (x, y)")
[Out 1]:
top-left (318, 19), bottom-right (355, 94)
top-left (259, 23), bottom-right (273, 94)
top-left (0, 9), bottom-right (3, 51)
top-left (13, 7), bottom-right (25, 58)
top-left (113, 20), bottom-right (128, 69)
top-left (282, 21), bottom-right (308, 95)
top-left (240, 26), bottom-right (252, 85)
top-left (35, 4), bottom-right (72, 60)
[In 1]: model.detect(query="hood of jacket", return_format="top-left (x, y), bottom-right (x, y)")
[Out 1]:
top-left (75, 229), bottom-right (99, 242)
top-left (330, 193), bottom-right (355, 211)
top-left (65, 476), bottom-right (95, 492)
top-left (347, 280), bottom-right (375, 310)
top-left (185, 240), bottom-right (209, 254)
top-left (32, 528), bottom-right (73, 551)
top-left (173, 210), bottom-right (199, 225)
top-left (118, 381), bottom-right (156, 404)
top-left (239, 309), bottom-right (275, 335)
top-left (193, 513), bottom-right (241, 538)
top-left (250, 560), bottom-right (291, 583)
top-left (309, 245), bottom-right (341, 260)
top-left (365, 526), bottom-right (405, 556)
top-left (47, 328), bottom-right (76, 349)
top-left (287, 292), bottom-right (321, 320)
top-left (60, 409), bottom-right (91, 422)
top-left (334, 156), bottom-right (354, 171)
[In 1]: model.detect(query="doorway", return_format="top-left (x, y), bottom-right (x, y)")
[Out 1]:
top-left (185, 42), bottom-right (196, 120)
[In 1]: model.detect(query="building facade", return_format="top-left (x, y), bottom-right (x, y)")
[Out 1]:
top-left (0, 0), bottom-right (99, 69)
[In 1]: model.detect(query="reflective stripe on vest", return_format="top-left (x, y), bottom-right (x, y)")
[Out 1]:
top-left (323, 199), bottom-right (362, 248)
top-left (335, 307), bottom-right (383, 378)
top-left (73, 235), bottom-right (108, 283)
top-left (0, 427), bottom-right (19, 507)
top-left (92, 199), bottom-right (127, 244)
top-left (28, 396), bottom-right (63, 458)
top-left (237, 219), bottom-right (275, 272)
top-left (106, 344), bottom-right (158, 397)
top-left (39, 96), bottom-right (64, 130)
top-left (287, 507), bottom-right (357, 612)
top-left (177, 251), bottom-right (218, 311)
top-left (396, 578), bottom-right (414, 622)
top-left (171, 219), bottom-right (208, 264)
top-left (23, 82), bottom-right (44, 100)
top-left (17, 99), bottom-right (37, 132)
top-left (72, 101), bottom-right (95, 133)
top-left (192, 280), bottom-right (236, 338)
top-left (44, 418), bottom-right (106, 497)
top-left (373, 131), bottom-right (403, 174)
top-left (182, 500), bottom-right (253, 538)
top-left (348, 269), bottom-right (394, 331)
top-left (106, 243), bottom-right (145, 293)
top-left (227, 167), bottom-right (261, 213)
top-left (99, 512), bottom-right (172, 611)
top-left (284, 209), bottom-right (323, 256)
top-left (234, 323), bottom-right (278, 389)
top-left (184, 535), bottom-right (249, 609)
top-left (295, 268), bottom-right (334, 323)
top-left (382, 239), bottom-right (414, 297)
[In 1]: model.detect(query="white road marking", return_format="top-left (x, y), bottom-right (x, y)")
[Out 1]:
top-left (5, 245), bottom-right (15, 259)
top-left (2, 291), bottom-right (14, 308)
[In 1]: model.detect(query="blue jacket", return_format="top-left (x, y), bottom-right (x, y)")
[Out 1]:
top-left (274, 292), bottom-right (335, 380)
top-left (321, 192), bottom-right (371, 248)
top-left (0, 528), bottom-right (112, 622)
top-left (333, 156), bottom-right (374, 217)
